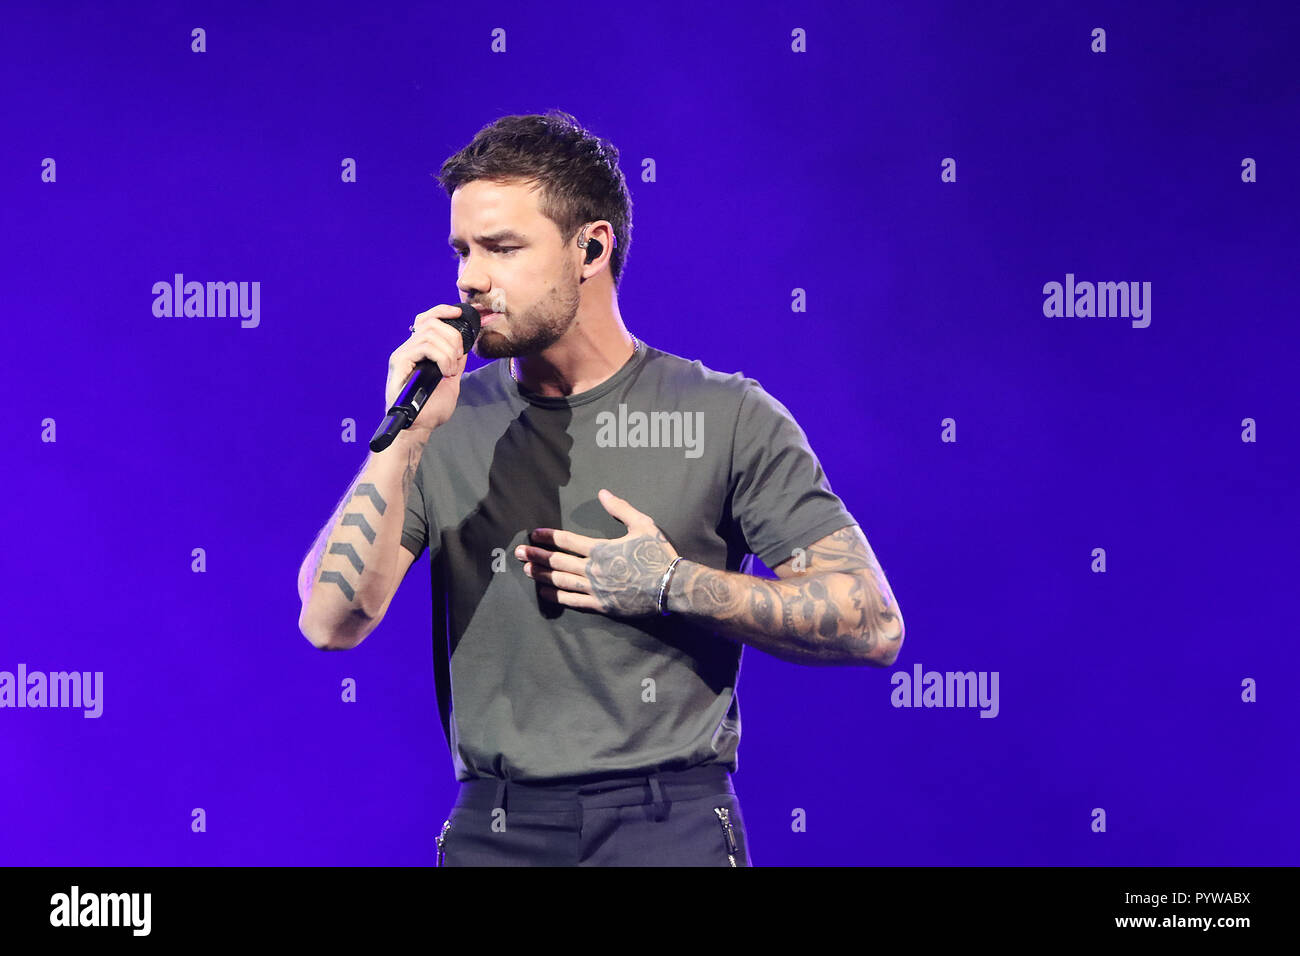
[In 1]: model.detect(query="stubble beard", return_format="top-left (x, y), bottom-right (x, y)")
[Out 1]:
top-left (472, 271), bottom-right (582, 360)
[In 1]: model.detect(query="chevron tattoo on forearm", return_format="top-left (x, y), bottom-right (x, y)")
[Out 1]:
top-left (317, 481), bottom-right (390, 603)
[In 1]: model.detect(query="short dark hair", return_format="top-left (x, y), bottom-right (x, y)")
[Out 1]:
top-left (436, 109), bottom-right (633, 289)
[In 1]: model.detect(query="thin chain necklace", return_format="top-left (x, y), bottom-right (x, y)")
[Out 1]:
top-left (510, 337), bottom-right (641, 385)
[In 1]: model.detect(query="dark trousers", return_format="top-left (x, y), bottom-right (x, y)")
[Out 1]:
top-left (435, 764), bottom-right (753, 866)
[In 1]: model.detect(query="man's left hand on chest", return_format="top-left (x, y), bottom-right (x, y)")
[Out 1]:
top-left (515, 488), bottom-right (679, 617)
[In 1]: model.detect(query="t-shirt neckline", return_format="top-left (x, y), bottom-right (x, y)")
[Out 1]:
top-left (500, 338), bottom-right (651, 408)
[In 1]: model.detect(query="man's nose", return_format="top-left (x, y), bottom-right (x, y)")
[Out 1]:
top-left (457, 264), bottom-right (490, 297)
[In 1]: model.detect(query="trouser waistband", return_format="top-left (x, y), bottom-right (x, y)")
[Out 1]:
top-left (453, 764), bottom-right (734, 821)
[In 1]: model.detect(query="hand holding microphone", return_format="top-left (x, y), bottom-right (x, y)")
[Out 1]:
top-left (369, 302), bottom-right (481, 452)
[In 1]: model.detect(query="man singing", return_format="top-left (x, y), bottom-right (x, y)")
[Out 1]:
top-left (297, 109), bottom-right (905, 866)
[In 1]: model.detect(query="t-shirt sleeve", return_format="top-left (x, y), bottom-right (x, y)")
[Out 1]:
top-left (400, 464), bottom-right (429, 561)
top-left (728, 381), bottom-right (857, 570)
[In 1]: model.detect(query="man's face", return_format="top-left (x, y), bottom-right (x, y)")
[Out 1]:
top-left (448, 178), bottom-right (581, 359)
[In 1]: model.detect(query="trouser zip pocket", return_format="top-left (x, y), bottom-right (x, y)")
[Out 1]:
top-left (713, 806), bottom-right (739, 867)
top-left (435, 819), bottom-right (452, 866)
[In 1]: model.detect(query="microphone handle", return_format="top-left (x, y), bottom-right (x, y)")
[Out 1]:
top-left (368, 360), bottom-right (445, 452)
top-left (368, 310), bottom-right (480, 453)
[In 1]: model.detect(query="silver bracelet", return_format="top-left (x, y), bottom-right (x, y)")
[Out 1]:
top-left (656, 556), bottom-right (684, 616)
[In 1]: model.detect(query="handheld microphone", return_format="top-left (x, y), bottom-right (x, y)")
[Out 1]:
top-left (369, 303), bottom-right (481, 452)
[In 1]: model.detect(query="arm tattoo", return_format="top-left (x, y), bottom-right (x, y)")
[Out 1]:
top-left (667, 525), bottom-right (904, 667)
top-left (585, 528), bottom-right (676, 617)
top-left (318, 481), bottom-right (389, 603)
top-left (312, 438), bottom-right (420, 611)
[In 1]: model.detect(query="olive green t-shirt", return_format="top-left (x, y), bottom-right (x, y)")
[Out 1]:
top-left (401, 341), bottom-right (856, 782)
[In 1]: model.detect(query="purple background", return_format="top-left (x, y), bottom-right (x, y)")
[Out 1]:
top-left (3, 1), bottom-right (1296, 866)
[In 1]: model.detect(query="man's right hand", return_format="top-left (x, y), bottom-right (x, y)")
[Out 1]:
top-left (385, 303), bottom-right (474, 435)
